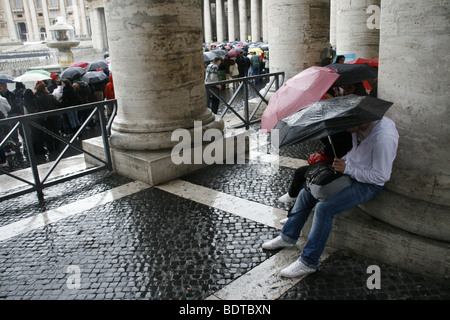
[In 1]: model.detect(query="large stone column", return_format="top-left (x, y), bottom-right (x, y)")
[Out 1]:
top-left (267, 0), bottom-right (330, 80)
top-left (238, 0), bottom-right (248, 41)
top-left (203, 0), bottom-right (213, 43)
top-left (251, 0), bottom-right (260, 42)
top-left (227, 0), bottom-right (236, 41)
top-left (335, 0), bottom-right (380, 58)
top-left (104, 0), bottom-right (223, 151)
top-left (359, 0), bottom-right (450, 243)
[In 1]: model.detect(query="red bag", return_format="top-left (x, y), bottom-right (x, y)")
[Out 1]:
top-left (308, 152), bottom-right (332, 165)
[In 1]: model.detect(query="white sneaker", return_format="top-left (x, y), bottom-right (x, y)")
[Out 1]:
top-left (280, 260), bottom-right (316, 278)
top-left (262, 236), bottom-right (295, 250)
top-left (279, 193), bottom-right (296, 203)
top-left (279, 217), bottom-right (289, 224)
top-left (5, 150), bottom-right (16, 157)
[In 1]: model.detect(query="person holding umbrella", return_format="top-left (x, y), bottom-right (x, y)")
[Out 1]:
top-left (262, 115), bottom-right (399, 278)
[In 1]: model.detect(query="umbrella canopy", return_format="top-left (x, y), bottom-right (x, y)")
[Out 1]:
top-left (86, 60), bottom-right (109, 71)
top-left (69, 61), bottom-right (89, 69)
top-left (211, 49), bottom-right (228, 58)
top-left (326, 63), bottom-right (378, 86)
top-left (81, 71), bottom-right (108, 84)
top-left (249, 48), bottom-right (264, 54)
top-left (346, 58), bottom-right (379, 67)
top-left (227, 49), bottom-right (243, 58)
top-left (0, 74), bottom-right (15, 83)
top-left (273, 94), bottom-right (393, 149)
top-left (14, 72), bottom-right (51, 82)
top-left (261, 66), bottom-right (340, 132)
top-left (203, 51), bottom-right (217, 62)
top-left (25, 69), bottom-right (51, 76)
top-left (61, 67), bottom-right (86, 80)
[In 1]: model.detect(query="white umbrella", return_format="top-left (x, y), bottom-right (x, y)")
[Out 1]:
top-left (14, 73), bottom-right (51, 82)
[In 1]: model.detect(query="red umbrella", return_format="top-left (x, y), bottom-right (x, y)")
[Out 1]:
top-left (261, 66), bottom-right (340, 132)
top-left (346, 58), bottom-right (379, 67)
top-left (68, 61), bottom-right (89, 68)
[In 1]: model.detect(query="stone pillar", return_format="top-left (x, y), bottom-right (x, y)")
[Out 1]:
top-left (329, 0), bottom-right (337, 49)
top-left (41, 0), bottom-right (51, 37)
top-left (203, 0), bottom-right (213, 43)
top-left (267, 0), bottom-right (330, 80)
top-left (335, 0), bottom-right (380, 58)
top-left (104, 0), bottom-right (223, 151)
top-left (227, 0), bottom-right (236, 41)
top-left (90, 7), bottom-right (108, 51)
top-left (261, 0), bottom-right (268, 42)
top-left (3, 0), bottom-right (19, 41)
top-left (72, 0), bottom-right (81, 35)
top-left (250, 0), bottom-right (260, 42)
top-left (360, 0), bottom-right (450, 243)
top-left (79, 0), bottom-right (89, 36)
top-left (216, 0), bottom-right (225, 42)
top-left (238, 0), bottom-right (248, 41)
top-left (59, 0), bottom-right (67, 20)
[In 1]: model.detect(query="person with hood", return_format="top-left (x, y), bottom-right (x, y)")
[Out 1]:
top-left (47, 73), bottom-right (60, 93)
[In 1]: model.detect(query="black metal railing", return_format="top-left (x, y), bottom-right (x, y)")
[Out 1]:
top-left (0, 99), bottom-right (117, 202)
top-left (205, 72), bottom-right (285, 129)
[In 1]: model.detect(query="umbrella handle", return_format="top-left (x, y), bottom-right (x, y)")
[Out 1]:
top-left (327, 135), bottom-right (337, 159)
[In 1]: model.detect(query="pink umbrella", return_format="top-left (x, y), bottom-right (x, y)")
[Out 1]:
top-left (261, 66), bottom-right (340, 132)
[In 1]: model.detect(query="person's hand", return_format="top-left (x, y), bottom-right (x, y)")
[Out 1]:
top-left (332, 158), bottom-right (346, 173)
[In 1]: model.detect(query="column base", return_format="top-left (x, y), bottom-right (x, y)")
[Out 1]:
top-left (82, 127), bottom-right (248, 186)
top-left (302, 207), bottom-right (449, 280)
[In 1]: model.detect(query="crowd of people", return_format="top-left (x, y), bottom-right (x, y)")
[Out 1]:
top-left (0, 63), bottom-right (115, 168)
top-left (204, 43), bottom-right (269, 114)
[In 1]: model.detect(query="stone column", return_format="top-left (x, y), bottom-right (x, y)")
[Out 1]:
top-left (227, 0), bottom-right (236, 41)
top-left (79, 0), bottom-right (89, 36)
top-left (203, 0), bottom-right (213, 43)
top-left (216, 0), bottom-right (225, 42)
top-left (59, 0), bottom-right (67, 20)
top-left (238, 0), bottom-right (247, 41)
top-left (261, 0), bottom-right (268, 42)
top-left (90, 7), bottom-right (108, 51)
top-left (3, 0), bottom-right (19, 41)
top-left (250, 0), bottom-right (260, 42)
top-left (267, 0), bottom-right (330, 80)
top-left (360, 0), bottom-right (450, 243)
top-left (329, 0), bottom-right (337, 49)
top-left (335, 0), bottom-right (380, 58)
top-left (104, 0), bottom-right (223, 151)
top-left (41, 0), bottom-right (51, 37)
top-left (72, 0), bottom-right (81, 35)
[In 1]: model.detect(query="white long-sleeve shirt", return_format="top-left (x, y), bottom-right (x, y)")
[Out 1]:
top-left (0, 95), bottom-right (11, 117)
top-left (342, 117), bottom-right (399, 186)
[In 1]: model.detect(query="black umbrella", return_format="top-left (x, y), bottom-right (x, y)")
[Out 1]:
top-left (82, 71), bottom-right (108, 84)
top-left (61, 67), bottom-right (86, 80)
top-left (86, 60), bottom-right (109, 71)
top-left (273, 95), bottom-right (393, 151)
top-left (326, 63), bottom-right (378, 86)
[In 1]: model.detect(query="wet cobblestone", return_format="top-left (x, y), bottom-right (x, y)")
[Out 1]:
top-left (0, 183), bottom-right (279, 300)
top-left (280, 250), bottom-right (450, 300)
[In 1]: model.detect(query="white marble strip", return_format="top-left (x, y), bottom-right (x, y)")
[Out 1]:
top-left (1, 154), bottom-right (91, 193)
top-left (0, 180), bottom-right (150, 242)
top-left (206, 244), bottom-right (336, 300)
top-left (155, 179), bottom-right (287, 230)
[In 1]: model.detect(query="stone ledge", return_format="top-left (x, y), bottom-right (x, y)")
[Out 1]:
top-left (302, 206), bottom-right (449, 280)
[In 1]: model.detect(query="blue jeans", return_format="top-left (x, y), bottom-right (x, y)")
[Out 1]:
top-left (281, 180), bottom-right (383, 269)
top-left (252, 65), bottom-right (261, 83)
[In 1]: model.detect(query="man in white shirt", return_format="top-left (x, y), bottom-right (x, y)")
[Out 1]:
top-left (262, 116), bottom-right (399, 278)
